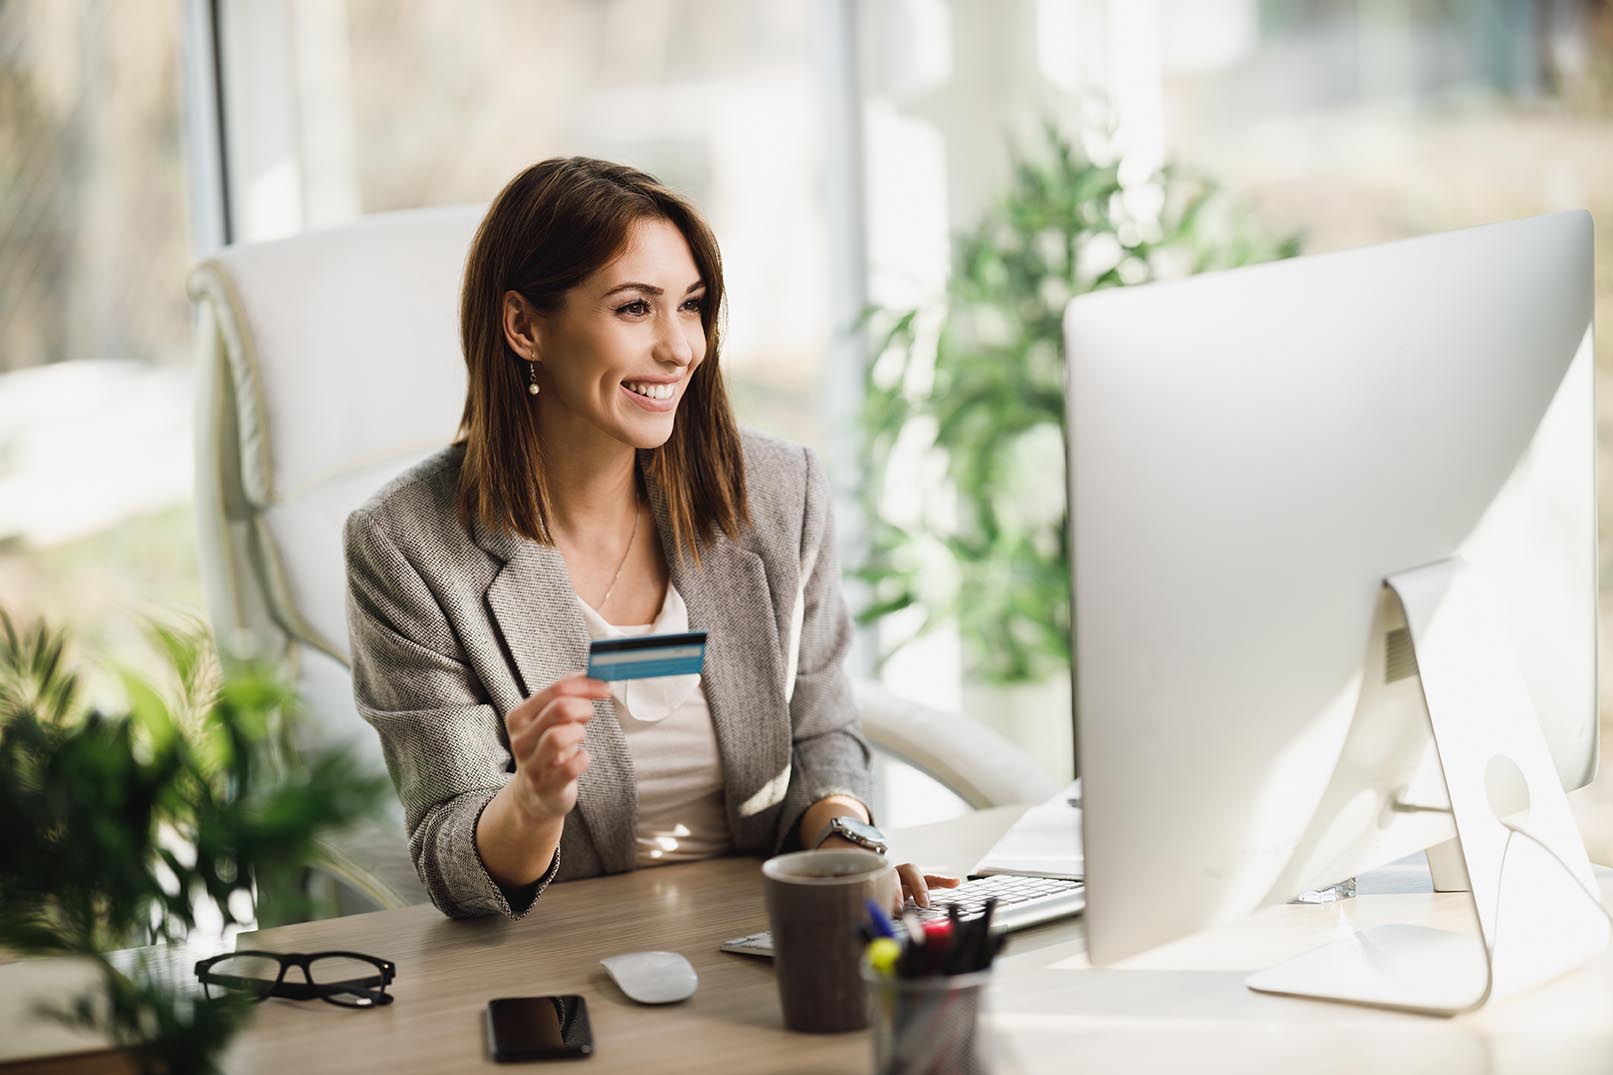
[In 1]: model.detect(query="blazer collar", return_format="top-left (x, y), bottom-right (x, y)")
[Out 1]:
top-left (474, 511), bottom-right (638, 874)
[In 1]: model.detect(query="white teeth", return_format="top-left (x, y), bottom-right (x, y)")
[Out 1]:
top-left (626, 381), bottom-right (675, 400)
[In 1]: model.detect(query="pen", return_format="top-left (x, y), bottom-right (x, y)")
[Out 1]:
top-left (968, 898), bottom-right (999, 972)
top-left (897, 911), bottom-right (932, 977)
top-left (864, 898), bottom-right (897, 939)
top-left (950, 912), bottom-right (979, 974)
top-left (865, 937), bottom-right (901, 979)
top-left (944, 905), bottom-right (964, 974)
top-left (920, 919), bottom-right (953, 976)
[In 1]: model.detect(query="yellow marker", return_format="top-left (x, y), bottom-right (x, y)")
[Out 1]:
top-left (865, 937), bottom-right (901, 978)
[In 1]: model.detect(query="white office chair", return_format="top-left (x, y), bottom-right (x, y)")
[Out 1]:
top-left (186, 206), bottom-right (1056, 915)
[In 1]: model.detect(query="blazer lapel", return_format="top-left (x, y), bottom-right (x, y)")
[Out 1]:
top-left (473, 517), bottom-right (638, 874)
top-left (643, 457), bottom-right (792, 852)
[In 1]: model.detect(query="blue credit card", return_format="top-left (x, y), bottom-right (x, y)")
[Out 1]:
top-left (587, 630), bottom-right (707, 682)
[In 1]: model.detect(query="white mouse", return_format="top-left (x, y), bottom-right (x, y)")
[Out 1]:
top-left (600, 950), bottom-right (699, 1005)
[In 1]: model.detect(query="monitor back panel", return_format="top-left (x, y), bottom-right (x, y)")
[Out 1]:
top-left (1063, 211), bottom-right (1596, 964)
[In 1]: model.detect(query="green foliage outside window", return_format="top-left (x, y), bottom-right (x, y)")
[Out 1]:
top-left (855, 121), bottom-right (1303, 685)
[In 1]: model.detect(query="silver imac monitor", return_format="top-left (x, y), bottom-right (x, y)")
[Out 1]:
top-left (1064, 211), bottom-right (1608, 1014)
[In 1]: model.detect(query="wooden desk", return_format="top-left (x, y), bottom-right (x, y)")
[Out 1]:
top-left (213, 807), bottom-right (1613, 1074)
top-left (218, 810), bottom-right (1011, 1075)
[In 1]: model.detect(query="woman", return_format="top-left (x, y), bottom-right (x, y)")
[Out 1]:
top-left (344, 157), bottom-right (957, 919)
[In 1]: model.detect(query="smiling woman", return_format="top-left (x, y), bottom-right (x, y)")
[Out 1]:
top-left (342, 157), bottom-right (957, 921)
top-left (455, 158), bottom-right (745, 562)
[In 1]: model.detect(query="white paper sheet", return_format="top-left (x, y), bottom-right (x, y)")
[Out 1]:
top-left (971, 780), bottom-right (1084, 880)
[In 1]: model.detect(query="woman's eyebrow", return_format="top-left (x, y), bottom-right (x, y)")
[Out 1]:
top-left (602, 280), bottom-right (706, 299)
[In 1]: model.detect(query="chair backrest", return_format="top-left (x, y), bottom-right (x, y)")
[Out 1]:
top-left (187, 207), bottom-right (483, 769)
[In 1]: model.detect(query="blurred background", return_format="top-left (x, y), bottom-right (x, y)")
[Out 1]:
top-left (2, 0), bottom-right (1611, 839)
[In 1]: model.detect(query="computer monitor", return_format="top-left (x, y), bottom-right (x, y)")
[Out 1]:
top-left (1064, 211), bottom-right (1608, 1014)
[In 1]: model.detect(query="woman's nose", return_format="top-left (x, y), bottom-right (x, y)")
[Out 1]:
top-left (653, 314), bottom-right (697, 366)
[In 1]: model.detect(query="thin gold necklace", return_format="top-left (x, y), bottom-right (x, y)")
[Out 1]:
top-left (594, 503), bottom-right (640, 614)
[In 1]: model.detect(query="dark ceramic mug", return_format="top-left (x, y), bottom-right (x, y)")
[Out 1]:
top-left (762, 848), bottom-right (898, 1033)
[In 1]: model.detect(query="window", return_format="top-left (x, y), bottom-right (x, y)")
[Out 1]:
top-left (219, 0), bottom-right (838, 448)
top-left (0, 0), bottom-right (201, 688)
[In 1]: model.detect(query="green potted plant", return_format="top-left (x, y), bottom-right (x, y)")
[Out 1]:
top-left (0, 611), bottom-right (387, 1075)
top-left (856, 121), bottom-right (1301, 767)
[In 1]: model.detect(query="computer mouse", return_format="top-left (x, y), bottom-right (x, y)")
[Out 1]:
top-left (599, 950), bottom-right (699, 1005)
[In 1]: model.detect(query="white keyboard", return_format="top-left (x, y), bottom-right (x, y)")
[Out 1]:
top-left (720, 874), bottom-right (1085, 958)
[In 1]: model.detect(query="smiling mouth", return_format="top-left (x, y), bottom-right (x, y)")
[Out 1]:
top-left (623, 381), bottom-right (677, 400)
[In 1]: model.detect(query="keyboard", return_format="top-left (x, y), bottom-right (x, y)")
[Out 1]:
top-left (720, 874), bottom-right (1085, 958)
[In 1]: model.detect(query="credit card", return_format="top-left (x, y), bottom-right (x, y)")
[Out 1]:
top-left (587, 630), bottom-right (707, 682)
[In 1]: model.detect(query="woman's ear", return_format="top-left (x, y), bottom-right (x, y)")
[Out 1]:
top-left (502, 290), bottom-right (542, 363)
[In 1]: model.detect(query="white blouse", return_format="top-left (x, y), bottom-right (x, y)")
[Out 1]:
top-left (577, 583), bottom-right (733, 867)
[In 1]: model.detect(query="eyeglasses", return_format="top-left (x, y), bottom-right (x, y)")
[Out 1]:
top-left (194, 950), bottom-right (396, 1008)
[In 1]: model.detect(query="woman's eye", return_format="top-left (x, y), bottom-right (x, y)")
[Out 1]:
top-left (617, 299), bottom-right (650, 316)
top-left (681, 296), bottom-right (705, 313)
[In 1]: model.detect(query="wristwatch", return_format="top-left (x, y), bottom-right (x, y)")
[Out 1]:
top-left (812, 815), bottom-right (888, 855)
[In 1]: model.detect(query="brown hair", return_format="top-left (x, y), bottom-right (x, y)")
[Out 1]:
top-left (455, 157), bottom-right (749, 560)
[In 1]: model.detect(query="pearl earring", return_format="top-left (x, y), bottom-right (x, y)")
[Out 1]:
top-left (527, 355), bottom-right (540, 396)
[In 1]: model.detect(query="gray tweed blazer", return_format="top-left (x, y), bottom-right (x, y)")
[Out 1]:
top-left (343, 430), bottom-right (873, 919)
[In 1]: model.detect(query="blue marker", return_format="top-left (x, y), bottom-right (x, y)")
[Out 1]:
top-left (864, 898), bottom-right (898, 939)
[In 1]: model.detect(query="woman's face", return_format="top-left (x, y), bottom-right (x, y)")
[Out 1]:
top-left (534, 216), bottom-right (708, 452)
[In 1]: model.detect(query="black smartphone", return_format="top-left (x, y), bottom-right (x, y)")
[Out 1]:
top-left (486, 995), bottom-right (594, 1062)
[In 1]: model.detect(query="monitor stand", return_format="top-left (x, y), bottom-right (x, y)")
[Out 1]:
top-left (1246, 557), bottom-right (1610, 1016)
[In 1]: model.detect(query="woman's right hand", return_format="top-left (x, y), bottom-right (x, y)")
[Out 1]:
top-left (505, 673), bottom-right (612, 821)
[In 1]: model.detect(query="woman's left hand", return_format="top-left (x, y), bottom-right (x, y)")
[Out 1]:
top-left (817, 835), bottom-right (961, 914)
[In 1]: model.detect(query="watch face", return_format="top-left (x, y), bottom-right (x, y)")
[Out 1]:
top-left (836, 818), bottom-right (885, 848)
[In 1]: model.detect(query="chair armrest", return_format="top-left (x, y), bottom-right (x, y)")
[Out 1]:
top-left (310, 816), bottom-right (430, 912)
top-left (854, 680), bottom-right (1060, 809)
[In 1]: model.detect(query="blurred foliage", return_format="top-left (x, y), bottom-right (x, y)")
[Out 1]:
top-left (0, 610), bottom-right (388, 1075)
top-left (856, 120), bottom-right (1303, 684)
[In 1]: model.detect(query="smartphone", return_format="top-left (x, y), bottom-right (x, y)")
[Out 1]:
top-left (486, 995), bottom-right (594, 1062)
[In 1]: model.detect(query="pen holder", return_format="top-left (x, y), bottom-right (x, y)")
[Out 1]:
top-left (862, 962), bottom-right (994, 1075)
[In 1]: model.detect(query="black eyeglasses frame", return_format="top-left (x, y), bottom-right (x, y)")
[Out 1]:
top-left (194, 949), bottom-right (397, 1008)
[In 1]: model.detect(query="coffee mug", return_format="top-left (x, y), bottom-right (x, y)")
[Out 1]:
top-left (762, 848), bottom-right (897, 1033)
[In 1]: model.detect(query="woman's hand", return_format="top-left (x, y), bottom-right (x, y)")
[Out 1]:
top-left (505, 673), bottom-right (611, 822)
top-left (892, 862), bottom-right (962, 914)
top-left (816, 834), bottom-right (961, 915)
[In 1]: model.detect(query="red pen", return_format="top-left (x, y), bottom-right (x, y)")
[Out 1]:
top-left (921, 919), bottom-right (953, 974)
